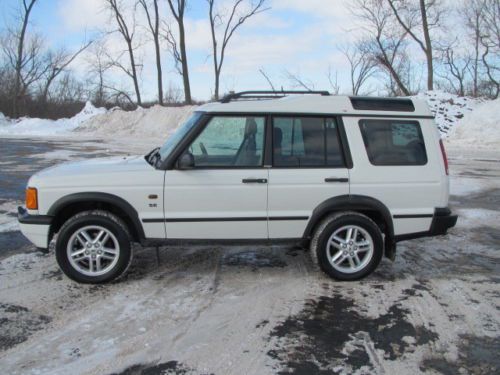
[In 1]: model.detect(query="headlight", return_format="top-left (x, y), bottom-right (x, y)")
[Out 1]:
top-left (26, 187), bottom-right (38, 210)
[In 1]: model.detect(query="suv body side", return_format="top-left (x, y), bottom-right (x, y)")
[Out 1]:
top-left (19, 96), bottom-right (452, 250)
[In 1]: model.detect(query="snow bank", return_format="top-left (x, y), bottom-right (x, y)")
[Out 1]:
top-left (414, 91), bottom-right (482, 136)
top-left (76, 105), bottom-right (195, 138)
top-left (0, 102), bottom-right (106, 136)
top-left (446, 98), bottom-right (500, 149)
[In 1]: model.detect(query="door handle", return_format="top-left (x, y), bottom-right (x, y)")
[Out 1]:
top-left (325, 177), bottom-right (349, 183)
top-left (242, 178), bottom-right (268, 183)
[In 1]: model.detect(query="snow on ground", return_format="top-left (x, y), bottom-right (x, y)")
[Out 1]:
top-left (446, 98), bottom-right (500, 149)
top-left (0, 102), bottom-right (106, 137)
top-left (75, 104), bottom-right (195, 138)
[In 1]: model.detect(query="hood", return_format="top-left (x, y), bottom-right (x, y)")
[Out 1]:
top-left (29, 155), bottom-right (155, 188)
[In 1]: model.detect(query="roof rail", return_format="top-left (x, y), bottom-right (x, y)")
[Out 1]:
top-left (220, 90), bottom-right (330, 103)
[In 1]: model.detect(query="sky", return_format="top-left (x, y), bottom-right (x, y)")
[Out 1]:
top-left (0, 0), bottom-right (423, 101)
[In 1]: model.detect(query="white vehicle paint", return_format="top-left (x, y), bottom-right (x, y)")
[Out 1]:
top-left (18, 91), bottom-right (457, 282)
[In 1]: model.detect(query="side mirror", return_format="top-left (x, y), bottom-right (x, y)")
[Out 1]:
top-left (177, 152), bottom-right (195, 170)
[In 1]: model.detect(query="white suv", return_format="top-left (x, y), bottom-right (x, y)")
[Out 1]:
top-left (18, 91), bottom-right (457, 283)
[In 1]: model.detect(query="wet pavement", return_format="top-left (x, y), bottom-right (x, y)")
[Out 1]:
top-left (0, 138), bottom-right (499, 375)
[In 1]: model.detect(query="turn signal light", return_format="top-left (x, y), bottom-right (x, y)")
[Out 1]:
top-left (26, 187), bottom-right (38, 210)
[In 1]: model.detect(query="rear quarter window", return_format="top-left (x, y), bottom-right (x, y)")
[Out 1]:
top-left (358, 119), bottom-right (427, 166)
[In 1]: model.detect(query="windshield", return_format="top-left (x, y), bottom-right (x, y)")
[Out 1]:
top-left (158, 111), bottom-right (203, 162)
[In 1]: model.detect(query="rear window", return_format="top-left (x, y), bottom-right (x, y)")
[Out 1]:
top-left (273, 116), bottom-right (345, 167)
top-left (359, 119), bottom-right (427, 165)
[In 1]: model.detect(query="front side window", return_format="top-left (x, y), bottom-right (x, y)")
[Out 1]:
top-left (359, 119), bottom-right (427, 165)
top-left (189, 116), bottom-right (265, 167)
top-left (159, 111), bottom-right (202, 162)
top-left (273, 116), bottom-right (344, 167)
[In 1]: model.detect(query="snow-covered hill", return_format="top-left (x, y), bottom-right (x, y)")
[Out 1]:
top-left (414, 91), bottom-right (482, 136)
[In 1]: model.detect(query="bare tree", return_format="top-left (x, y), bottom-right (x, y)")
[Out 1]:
top-left (165, 0), bottom-right (191, 104)
top-left (327, 66), bottom-right (340, 95)
top-left (437, 43), bottom-right (471, 96)
top-left (386, 0), bottom-right (445, 91)
top-left (340, 43), bottom-right (377, 95)
top-left (283, 69), bottom-right (315, 91)
top-left (106, 0), bottom-right (142, 105)
top-left (258, 67), bottom-right (276, 91)
top-left (463, 0), bottom-right (485, 96)
top-left (164, 80), bottom-right (184, 103)
top-left (86, 41), bottom-right (111, 106)
top-left (8, 0), bottom-right (38, 117)
top-left (350, 0), bottom-right (413, 96)
top-left (207, 0), bottom-right (269, 100)
top-left (138, 0), bottom-right (164, 104)
top-left (479, 0), bottom-right (499, 98)
top-left (2, 31), bottom-right (50, 115)
top-left (38, 41), bottom-right (92, 103)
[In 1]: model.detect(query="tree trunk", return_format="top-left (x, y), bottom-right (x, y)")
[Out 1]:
top-left (154, 35), bottom-right (163, 105)
top-left (127, 41), bottom-right (142, 106)
top-left (208, 2), bottom-right (219, 101)
top-left (178, 21), bottom-right (192, 104)
top-left (473, 21), bottom-right (480, 96)
top-left (13, 0), bottom-right (37, 118)
top-left (420, 0), bottom-right (433, 90)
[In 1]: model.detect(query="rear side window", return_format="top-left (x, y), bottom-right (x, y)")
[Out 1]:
top-left (359, 119), bottom-right (427, 166)
top-left (273, 117), bottom-right (344, 167)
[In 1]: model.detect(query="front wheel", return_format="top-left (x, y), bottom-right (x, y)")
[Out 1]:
top-left (55, 210), bottom-right (132, 284)
top-left (310, 212), bottom-right (383, 281)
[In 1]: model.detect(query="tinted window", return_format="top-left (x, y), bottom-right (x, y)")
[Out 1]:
top-left (189, 116), bottom-right (265, 167)
top-left (273, 117), bottom-right (344, 167)
top-left (350, 97), bottom-right (415, 112)
top-left (359, 119), bottom-right (427, 165)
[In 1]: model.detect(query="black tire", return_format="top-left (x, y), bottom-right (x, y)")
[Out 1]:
top-left (310, 212), bottom-right (383, 281)
top-left (55, 210), bottom-right (132, 284)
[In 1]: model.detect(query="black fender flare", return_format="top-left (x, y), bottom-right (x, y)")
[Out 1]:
top-left (47, 192), bottom-right (146, 240)
top-left (302, 194), bottom-right (394, 240)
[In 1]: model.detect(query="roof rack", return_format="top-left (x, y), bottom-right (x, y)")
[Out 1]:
top-left (220, 90), bottom-right (330, 103)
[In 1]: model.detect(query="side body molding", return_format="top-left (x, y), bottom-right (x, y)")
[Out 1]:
top-left (47, 192), bottom-right (146, 240)
top-left (302, 194), bottom-right (394, 240)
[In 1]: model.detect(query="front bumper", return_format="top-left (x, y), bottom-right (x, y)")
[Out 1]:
top-left (394, 207), bottom-right (458, 242)
top-left (18, 207), bottom-right (53, 249)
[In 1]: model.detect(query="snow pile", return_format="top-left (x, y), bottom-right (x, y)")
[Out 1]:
top-left (446, 98), bottom-right (500, 149)
top-left (75, 105), bottom-right (195, 138)
top-left (414, 91), bottom-right (482, 136)
top-left (0, 101), bottom-right (106, 136)
top-left (0, 112), bottom-right (9, 126)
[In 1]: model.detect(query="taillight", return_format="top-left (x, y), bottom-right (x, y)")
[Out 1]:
top-left (439, 139), bottom-right (449, 175)
top-left (26, 187), bottom-right (38, 210)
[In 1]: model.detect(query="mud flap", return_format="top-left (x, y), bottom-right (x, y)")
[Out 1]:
top-left (384, 239), bottom-right (397, 261)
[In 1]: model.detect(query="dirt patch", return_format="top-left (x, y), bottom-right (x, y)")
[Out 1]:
top-left (267, 289), bottom-right (439, 374)
top-left (0, 303), bottom-right (52, 352)
top-left (222, 250), bottom-right (287, 270)
top-left (421, 335), bottom-right (500, 375)
top-left (110, 360), bottom-right (208, 375)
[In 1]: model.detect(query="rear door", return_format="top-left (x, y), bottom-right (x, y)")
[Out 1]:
top-left (267, 116), bottom-right (350, 238)
top-left (346, 117), bottom-right (441, 236)
top-left (163, 115), bottom-right (269, 239)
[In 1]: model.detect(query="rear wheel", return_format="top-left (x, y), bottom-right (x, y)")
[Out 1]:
top-left (310, 212), bottom-right (383, 281)
top-left (55, 210), bottom-right (132, 284)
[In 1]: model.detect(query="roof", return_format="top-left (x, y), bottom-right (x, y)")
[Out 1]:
top-left (198, 94), bottom-right (433, 117)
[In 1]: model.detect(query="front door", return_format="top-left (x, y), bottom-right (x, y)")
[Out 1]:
top-left (268, 116), bottom-right (350, 238)
top-left (164, 115), bottom-right (269, 239)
